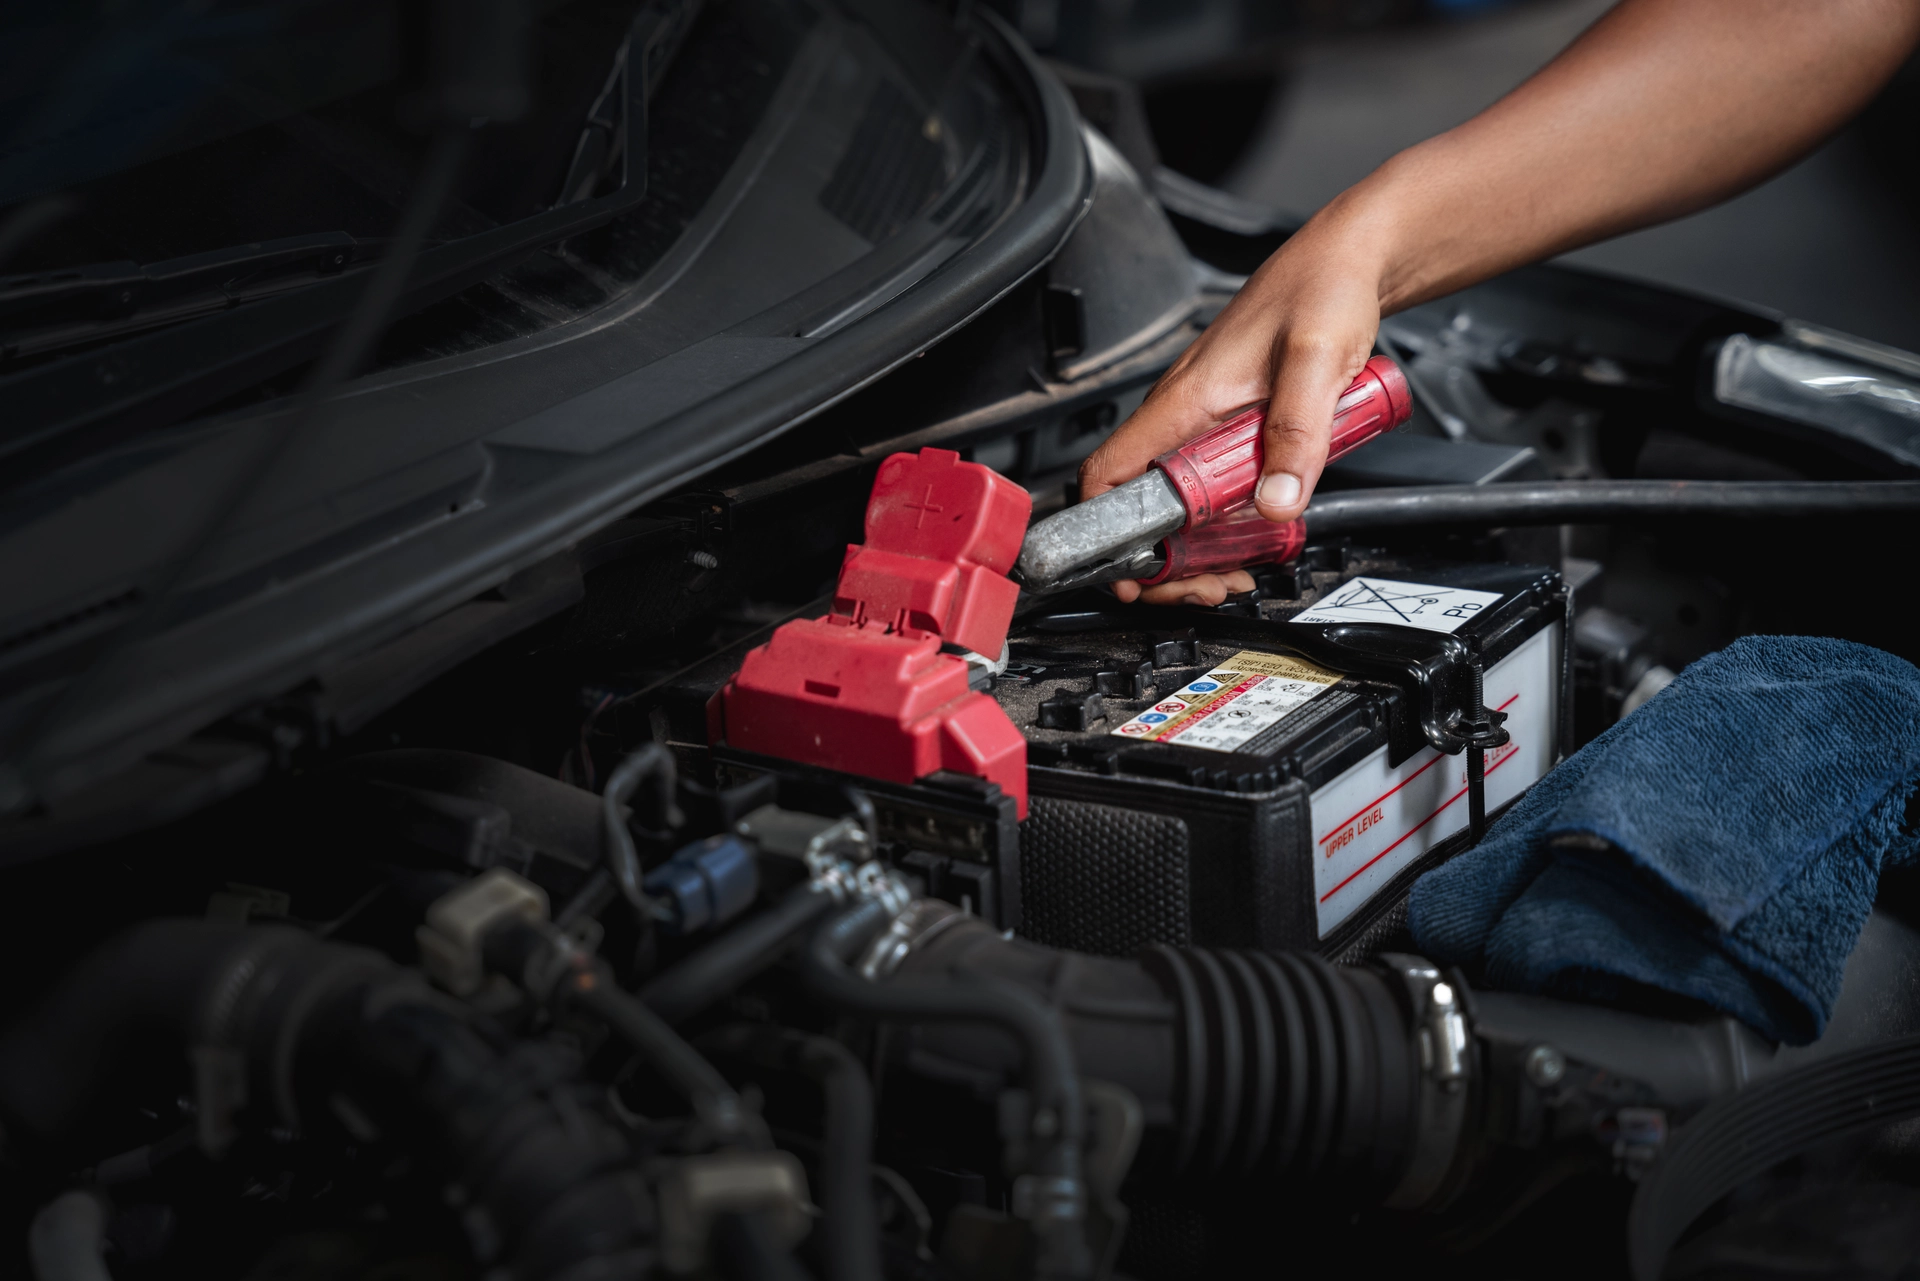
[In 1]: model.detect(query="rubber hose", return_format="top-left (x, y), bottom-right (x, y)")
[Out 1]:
top-left (712, 1212), bottom-right (813, 1281)
top-left (892, 917), bottom-right (1421, 1198)
top-left (805, 902), bottom-right (1093, 1280)
top-left (567, 972), bottom-right (748, 1136)
top-left (602, 744), bottom-right (678, 915)
top-left (640, 886), bottom-right (840, 1024)
top-left (1305, 479), bottom-right (1920, 536)
top-left (700, 1026), bottom-right (883, 1281)
top-left (28, 1191), bottom-right (110, 1281)
top-left (0, 922), bottom-right (654, 1281)
top-left (340, 1000), bottom-right (654, 1281)
top-left (0, 922), bottom-right (311, 1150)
top-left (1140, 946), bottom-right (1417, 1195)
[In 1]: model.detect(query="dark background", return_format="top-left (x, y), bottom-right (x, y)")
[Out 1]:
top-left (1018, 0), bottom-right (1920, 353)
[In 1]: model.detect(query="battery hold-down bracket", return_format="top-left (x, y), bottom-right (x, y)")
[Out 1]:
top-left (708, 448), bottom-right (1033, 817)
top-left (1281, 623), bottom-right (1511, 757)
top-left (1282, 620), bottom-right (1513, 840)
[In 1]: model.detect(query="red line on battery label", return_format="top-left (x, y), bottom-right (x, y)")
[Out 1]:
top-left (1318, 752), bottom-right (1443, 847)
top-left (1319, 740), bottom-right (1522, 903)
top-left (1316, 693), bottom-right (1520, 848)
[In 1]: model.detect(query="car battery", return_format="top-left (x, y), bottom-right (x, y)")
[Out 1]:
top-left (1001, 551), bottom-right (1570, 962)
top-left (678, 549), bottom-right (1568, 963)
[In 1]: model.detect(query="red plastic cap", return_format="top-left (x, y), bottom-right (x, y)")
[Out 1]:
top-left (834, 448), bottom-right (1030, 659)
top-left (712, 447), bottom-right (1032, 818)
top-left (716, 619), bottom-right (1029, 815)
top-left (865, 448), bottom-right (1029, 574)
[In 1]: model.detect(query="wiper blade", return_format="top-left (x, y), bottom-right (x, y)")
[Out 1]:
top-left (0, 232), bottom-right (389, 362)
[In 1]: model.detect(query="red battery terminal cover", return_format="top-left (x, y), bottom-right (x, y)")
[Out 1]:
top-left (710, 448), bottom-right (1032, 817)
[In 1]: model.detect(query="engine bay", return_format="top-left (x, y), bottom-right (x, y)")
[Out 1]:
top-left (6, 371), bottom-right (1918, 1278)
top-left (6, 5), bottom-right (1920, 1277)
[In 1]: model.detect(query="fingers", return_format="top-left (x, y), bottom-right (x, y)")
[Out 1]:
top-left (1112, 571), bottom-right (1254, 607)
top-left (1131, 570), bottom-right (1256, 607)
top-left (1252, 336), bottom-right (1371, 523)
top-left (1078, 385), bottom-right (1213, 501)
top-left (1080, 342), bottom-right (1270, 501)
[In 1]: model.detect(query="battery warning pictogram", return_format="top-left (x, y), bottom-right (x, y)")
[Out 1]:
top-left (1110, 650), bottom-right (1342, 752)
top-left (1289, 577), bottom-right (1503, 635)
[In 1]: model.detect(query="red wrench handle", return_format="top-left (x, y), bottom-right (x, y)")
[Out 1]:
top-left (1150, 354), bottom-right (1412, 529)
top-left (1138, 355), bottom-right (1411, 587)
top-left (1145, 507), bottom-right (1308, 585)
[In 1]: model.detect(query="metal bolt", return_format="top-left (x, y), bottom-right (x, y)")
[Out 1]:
top-left (687, 549), bottom-right (719, 570)
top-left (1523, 1044), bottom-right (1566, 1087)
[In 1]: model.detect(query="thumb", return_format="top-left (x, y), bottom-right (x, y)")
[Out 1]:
top-left (1252, 342), bottom-right (1369, 523)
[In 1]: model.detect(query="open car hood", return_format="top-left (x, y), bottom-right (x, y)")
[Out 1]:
top-left (0, 0), bottom-right (1091, 817)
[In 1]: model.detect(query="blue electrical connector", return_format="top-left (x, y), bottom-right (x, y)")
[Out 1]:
top-left (643, 834), bottom-right (759, 935)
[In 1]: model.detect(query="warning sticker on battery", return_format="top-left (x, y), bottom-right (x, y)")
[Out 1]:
top-left (1110, 650), bottom-right (1341, 752)
top-left (1289, 576), bottom-right (1504, 634)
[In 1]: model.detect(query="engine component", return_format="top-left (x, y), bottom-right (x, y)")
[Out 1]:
top-left (417, 866), bottom-right (551, 996)
top-left (809, 899), bottom-right (1093, 1280)
top-left (1572, 606), bottom-right (1675, 741)
top-left (645, 834), bottom-right (759, 935)
top-left (1627, 1032), bottom-right (1920, 1281)
top-left (712, 447), bottom-right (1033, 816)
top-left (1015, 356), bottom-right (1412, 594)
top-left (873, 895), bottom-right (1771, 1209)
top-left (641, 883), bottom-right (844, 1023)
top-left (0, 923), bottom-right (660, 1279)
top-left (702, 552), bottom-right (1564, 953)
top-left (28, 1191), bottom-right (110, 1281)
top-left (6, 754), bottom-right (1916, 1281)
top-left (657, 1151), bottom-right (813, 1275)
top-left (697, 1025), bottom-right (885, 1281)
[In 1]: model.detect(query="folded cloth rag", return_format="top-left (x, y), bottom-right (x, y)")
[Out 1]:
top-left (1407, 636), bottom-right (1920, 1045)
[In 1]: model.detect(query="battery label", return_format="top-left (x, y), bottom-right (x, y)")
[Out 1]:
top-left (1110, 650), bottom-right (1341, 752)
top-left (1291, 576), bottom-right (1504, 635)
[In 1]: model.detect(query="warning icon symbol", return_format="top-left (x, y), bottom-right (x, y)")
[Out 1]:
top-left (1289, 576), bottom-right (1504, 636)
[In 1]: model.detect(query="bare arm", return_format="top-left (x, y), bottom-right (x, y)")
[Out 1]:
top-left (1085, 0), bottom-right (1920, 605)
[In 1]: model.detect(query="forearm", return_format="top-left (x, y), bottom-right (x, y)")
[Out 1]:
top-left (1324, 0), bottom-right (1920, 316)
top-left (1082, 0), bottom-right (1920, 605)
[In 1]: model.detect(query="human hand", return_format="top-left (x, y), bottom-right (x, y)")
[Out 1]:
top-left (1077, 212), bottom-right (1387, 605)
top-left (1077, 0), bottom-right (1920, 609)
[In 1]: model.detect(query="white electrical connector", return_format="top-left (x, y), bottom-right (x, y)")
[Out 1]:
top-left (656, 1151), bottom-right (813, 1274)
top-left (416, 868), bottom-right (549, 996)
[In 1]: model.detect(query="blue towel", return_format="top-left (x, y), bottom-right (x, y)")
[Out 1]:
top-left (1407, 636), bottom-right (1920, 1045)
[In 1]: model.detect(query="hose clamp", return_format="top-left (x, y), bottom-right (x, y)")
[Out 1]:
top-left (1010, 1172), bottom-right (1084, 1224)
top-left (1378, 954), bottom-right (1473, 1210)
top-left (799, 817), bottom-right (882, 905)
top-left (855, 898), bottom-right (966, 981)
